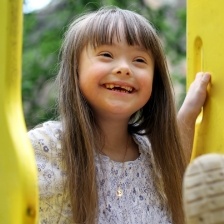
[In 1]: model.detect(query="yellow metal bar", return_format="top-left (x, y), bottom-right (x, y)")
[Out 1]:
top-left (187, 0), bottom-right (224, 159)
top-left (0, 1), bottom-right (38, 223)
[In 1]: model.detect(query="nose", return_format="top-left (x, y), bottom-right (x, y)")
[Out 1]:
top-left (115, 66), bottom-right (131, 75)
top-left (116, 68), bottom-right (130, 75)
top-left (113, 61), bottom-right (131, 76)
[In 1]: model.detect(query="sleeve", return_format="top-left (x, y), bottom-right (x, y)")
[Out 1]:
top-left (28, 121), bottom-right (72, 223)
top-left (28, 121), bottom-right (65, 198)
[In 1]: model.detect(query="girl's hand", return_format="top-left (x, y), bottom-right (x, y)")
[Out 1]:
top-left (177, 72), bottom-right (211, 162)
top-left (178, 72), bottom-right (211, 126)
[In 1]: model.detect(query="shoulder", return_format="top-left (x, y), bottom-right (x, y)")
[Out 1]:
top-left (28, 121), bottom-right (62, 154)
top-left (29, 122), bottom-right (72, 221)
top-left (28, 121), bottom-right (66, 196)
top-left (133, 134), bottom-right (152, 155)
top-left (28, 120), bottom-right (62, 142)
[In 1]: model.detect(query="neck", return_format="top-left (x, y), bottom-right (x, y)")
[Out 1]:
top-left (100, 119), bottom-right (129, 153)
top-left (97, 118), bottom-right (139, 162)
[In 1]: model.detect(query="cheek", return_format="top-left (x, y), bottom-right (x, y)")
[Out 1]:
top-left (78, 68), bottom-right (102, 101)
top-left (139, 76), bottom-right (154, 106)
top-left (78, 70), bottom-right (86, 91)
top-left (141, 73), bottom-right (153, 93)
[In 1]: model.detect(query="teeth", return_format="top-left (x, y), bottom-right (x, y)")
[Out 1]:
top-left (105, 84), bottom-right (133, 92)
top-left (105, 84), bottom-right (114, 89)
top-left (121, 86), bottom-right (133, 92)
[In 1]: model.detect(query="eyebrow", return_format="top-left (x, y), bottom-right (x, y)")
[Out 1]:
top-left (133, 46), bottom-right (148, 52)
top-left (94, 42), bottom-right (152, 56)
top-left (97, 43), bottom-right (147, 51)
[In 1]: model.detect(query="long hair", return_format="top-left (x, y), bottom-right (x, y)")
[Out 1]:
top-left (57, 6), bottom-right (186, 224)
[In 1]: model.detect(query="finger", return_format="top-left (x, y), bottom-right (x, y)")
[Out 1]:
top-left (195, 71), bottom-right (204, 80)
top-left (195, 72), bottom-right (211, 86)
top-left (201, 73), bottom-right (211, 84)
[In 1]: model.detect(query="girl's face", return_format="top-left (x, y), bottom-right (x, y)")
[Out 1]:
top-left (78, 35), bottom-right (154, 121)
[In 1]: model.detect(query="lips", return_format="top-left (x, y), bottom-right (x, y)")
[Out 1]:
top-left (104, 83), bottom-right (134, 93)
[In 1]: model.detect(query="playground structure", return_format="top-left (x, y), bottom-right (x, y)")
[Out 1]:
top-left (1, 0), bottom-right (224, 223)
top-left (187, 0), bottom-right (224, 159)
top-left (0, 0), bottom-right (38, 223)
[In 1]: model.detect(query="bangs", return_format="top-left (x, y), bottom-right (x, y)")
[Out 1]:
top-left (79, 7), bottom-right (157, 51)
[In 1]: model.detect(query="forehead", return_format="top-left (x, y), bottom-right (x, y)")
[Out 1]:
top-left (72, 8), bottom-right (160, 65)
top-left (80, 10), bottom-right (153, 51)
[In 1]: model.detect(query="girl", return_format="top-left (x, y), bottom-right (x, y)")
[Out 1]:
top-left (28, 6), bottom-right (210, 224)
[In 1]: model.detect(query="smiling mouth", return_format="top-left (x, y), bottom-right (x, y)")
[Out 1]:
top-left (104, 84), bottom-right (134, 93)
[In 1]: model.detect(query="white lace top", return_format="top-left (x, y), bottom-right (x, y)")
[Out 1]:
top-left (28, 121), bottom-right (172, 224)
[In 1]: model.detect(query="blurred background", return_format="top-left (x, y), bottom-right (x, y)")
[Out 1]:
top-left (22, 0), bottom-right (187, 129)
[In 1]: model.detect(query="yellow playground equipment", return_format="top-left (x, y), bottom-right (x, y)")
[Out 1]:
top-left (1, 0), bottom-right (224, 222)
top-left (0, 0), bottom-right (38, 223)
top-left (187, 0), bottom-right (224, 159)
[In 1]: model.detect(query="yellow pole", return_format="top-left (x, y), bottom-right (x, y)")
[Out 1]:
top-left (187, 0), bottom-right (224, 159)
top-left (0, 1), bottom-right (38, 223)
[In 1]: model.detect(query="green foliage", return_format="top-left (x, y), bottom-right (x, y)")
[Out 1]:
top-left (22, 0), bottom-right (186, 128)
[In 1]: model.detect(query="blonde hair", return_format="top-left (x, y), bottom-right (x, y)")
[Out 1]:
top-left (57, 6), bottom-right (186, 224)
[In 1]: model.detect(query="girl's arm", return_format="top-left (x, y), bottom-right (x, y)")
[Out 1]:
top-left (177, 72), bottom-right (211, 162)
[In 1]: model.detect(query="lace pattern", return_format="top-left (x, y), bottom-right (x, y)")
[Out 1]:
top-left (28, 121), bottom-right (172, 223)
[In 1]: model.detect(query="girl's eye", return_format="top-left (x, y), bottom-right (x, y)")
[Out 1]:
top-left (99, 52), bottom-right (112, 58)
top-left (135, 58), bottom-right (146, 63)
